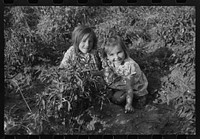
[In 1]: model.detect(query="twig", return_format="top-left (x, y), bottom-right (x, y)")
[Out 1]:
top-left (9, 104), bottom-right (16, 116)
top-left (74, 74), bottom-right (84, 92)
top-left (12, 80), bottom-right (32, 113)
top-left (5, 72), bottom-right (18, 80)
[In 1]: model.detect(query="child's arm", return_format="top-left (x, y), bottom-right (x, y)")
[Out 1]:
top-left (59, 46), bottom-right (74, 69)
top-left (125, 76), bottom-right (134, 113)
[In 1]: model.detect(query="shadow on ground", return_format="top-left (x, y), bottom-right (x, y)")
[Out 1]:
top-left (129, 47), bottom-right (175, 100)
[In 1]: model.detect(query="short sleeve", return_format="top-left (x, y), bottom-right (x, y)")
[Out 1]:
top-left (129, 63), bottom-right (137, 75)
top-left (124, 61), bottom-right (137, 79)
top-left (59, 46), bottom-right (74, 69)
top-left (127, 62), bottom-right (148, 95)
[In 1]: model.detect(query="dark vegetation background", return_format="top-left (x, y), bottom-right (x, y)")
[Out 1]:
top-left (4, 6), bottom-right (195, 135)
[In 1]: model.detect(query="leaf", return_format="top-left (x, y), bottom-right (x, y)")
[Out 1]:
top-left (67, 100), bottom-right (72, 112)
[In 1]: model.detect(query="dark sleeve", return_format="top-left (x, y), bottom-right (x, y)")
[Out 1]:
top-left (95, 51), bottom-right (103, 70)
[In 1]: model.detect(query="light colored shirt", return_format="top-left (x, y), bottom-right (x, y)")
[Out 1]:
top-left (103, 57), bottom-right (148, 96)
top-left (59, 46), bottom-right (100, 72)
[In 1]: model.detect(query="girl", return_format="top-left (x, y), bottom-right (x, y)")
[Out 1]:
top-left (102, 36), bottom-right (148, 113)
top-left (59, 25), bottom-right (102, 72)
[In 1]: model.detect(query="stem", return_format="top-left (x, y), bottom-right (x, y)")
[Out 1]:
top-left (12, 80), bottom-right (32, 113)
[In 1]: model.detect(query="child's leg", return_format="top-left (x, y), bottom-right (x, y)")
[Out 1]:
top-left (111, 90), bottom-right (126, 104)
top-left (133, 88), bottom-right (148, 108)
top-left (134, 94), bottom-right (147, 109)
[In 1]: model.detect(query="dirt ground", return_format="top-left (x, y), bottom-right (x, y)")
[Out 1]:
top-left (70, 99), bottom-right (181, 135)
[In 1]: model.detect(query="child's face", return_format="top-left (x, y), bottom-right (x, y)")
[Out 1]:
top-left (107, 45), bottom-right (125, 66)
top-left (78, 34), bottom-right (94, 54)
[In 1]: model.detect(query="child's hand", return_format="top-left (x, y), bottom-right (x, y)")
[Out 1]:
top-left (125, 103), bottom-right (134, 113)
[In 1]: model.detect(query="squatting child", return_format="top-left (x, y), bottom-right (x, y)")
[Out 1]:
top-left (102, 35), bottom-right (149, 113)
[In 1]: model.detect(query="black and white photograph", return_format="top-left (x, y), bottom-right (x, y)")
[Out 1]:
top-left (4, 6), bottom-right (195, 135)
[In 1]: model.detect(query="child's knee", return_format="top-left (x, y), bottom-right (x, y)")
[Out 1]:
top-left (134, 89), bottom-right (148, 97)
top-left (112, 91), bottom-right (126, 104)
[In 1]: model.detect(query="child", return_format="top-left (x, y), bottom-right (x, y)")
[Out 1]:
top-left (59, 25), bottom-right (102, 72)
top-left (102, 36), bottom-right (148, 113)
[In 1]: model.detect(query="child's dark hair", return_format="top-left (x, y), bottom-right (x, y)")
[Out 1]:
top-left (72, 25), bottom-right (97, 54)
top-left (102, 35), bottom-right (129, 59)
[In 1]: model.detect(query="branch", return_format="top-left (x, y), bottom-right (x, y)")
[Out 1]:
top-left (12, 80), bottom-right (32, 113)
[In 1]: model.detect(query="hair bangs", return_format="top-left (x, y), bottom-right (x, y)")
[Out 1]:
top-left (72, 25), bottom-right (97, 54)
top-left (102, 35), bottom-right (129, 59)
